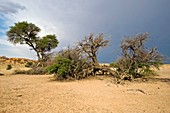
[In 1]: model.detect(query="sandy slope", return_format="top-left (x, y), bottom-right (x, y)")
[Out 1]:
top-left (0, 66), bottom-right (170, 113)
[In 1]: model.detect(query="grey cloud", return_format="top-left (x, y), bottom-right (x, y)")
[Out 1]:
top-left (0, 1), bottom-right (26, 14)
top-left (2, 0), bottom-right (170, 62)
top-left (32, 0), bottom-right (170, 62)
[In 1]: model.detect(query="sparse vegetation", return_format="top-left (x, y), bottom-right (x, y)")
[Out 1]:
top-left (13, 66), bottom-right (47, 75)
top-left (25, 62), bottom-right (33, 67)
top-left (13, 70), bottom-right (28, 75)
top-left (26, 67), bottom-right (47, 75)
top-left (4, 21), bottom-right (165, 82)
top-left (0, 73), bottom-right (4, 76)
top-left (6, 64), bottom-right (12, 70)
top-left (45, 33), bottom-right (114, 81)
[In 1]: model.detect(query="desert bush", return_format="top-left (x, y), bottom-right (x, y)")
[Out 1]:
top-left (27, 67), bottom-right (47, 75)
top-left (13, 70), bottom-right (28, 74)
top-left (6, 64), bottom-right (12, 70)
top-left (110, 62), bottom-right (115, 67)
top-left (14, 67), bottom-right (47, 75)
top-left (47, 47), bottom-right (91, 80)
top-left (113, 33), bottom-right (164, 80)
top-left (0, 73), bottom-right (4, 76)
top-left (25, 62), bottom-right (33, 67)
top-left (47, 57), bottom-right (72, 79)
top-left (46, 63), bottom-right (60, 74)
top-left (48, 57), bottom-right (73, 80)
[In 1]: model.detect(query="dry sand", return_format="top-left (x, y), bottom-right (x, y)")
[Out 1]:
top-left (0, 65), bottom-right (170, 113)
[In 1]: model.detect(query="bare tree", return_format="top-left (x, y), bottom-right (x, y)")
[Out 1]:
top-left (77, 33), bottom-right (119, 77)
top-left (78, 33), bottom-right (109, 66)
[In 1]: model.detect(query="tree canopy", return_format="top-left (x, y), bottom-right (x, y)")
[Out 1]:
top-left (7, 21), bottom-right (59, 63)
top-left (7, 21), bottom-right (40, 44)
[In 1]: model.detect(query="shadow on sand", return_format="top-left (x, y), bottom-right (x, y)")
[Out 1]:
top-left (148, 77), bottom-right (170, 84)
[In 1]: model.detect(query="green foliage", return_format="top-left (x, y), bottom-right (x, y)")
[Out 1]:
top-left (7, 21), bottom-right (40, 44)
top-left (36, 35), bottom-right (59, 52)
top-left (6, 65), bottom-right (12, 70)
top-left (46, 63), bottom-right (60, 74)
top-left (25, 62), bottom-right (33, 67)
top-left (47, 57), bottom-right (73, 80)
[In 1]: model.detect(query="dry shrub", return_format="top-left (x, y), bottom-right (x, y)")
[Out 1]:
top-left (14, 67), bottom-right (47, 75)
top-left (26, 67), bottom-right (47, 75)
top-left (13, 70), bottom-right (28, 74)
top-left (25, 62), bottom-right (34, 67)
top-left (0, 73), bottom-right (4, 76)
top-left (47, 47), bottom-right (91, 80)
top-left (114, 33), bottom-right (164, 80)
top-left (6, 64), bottom-right (12, 70)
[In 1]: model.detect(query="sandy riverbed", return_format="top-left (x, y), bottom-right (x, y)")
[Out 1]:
top-left (0, 65), bottom-right (170, 113)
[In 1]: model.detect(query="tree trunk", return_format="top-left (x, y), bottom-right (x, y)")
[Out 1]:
top-left (92, 54), bottom-right (99, 66)
top-left (35, 50), bottom-right (41, 62)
